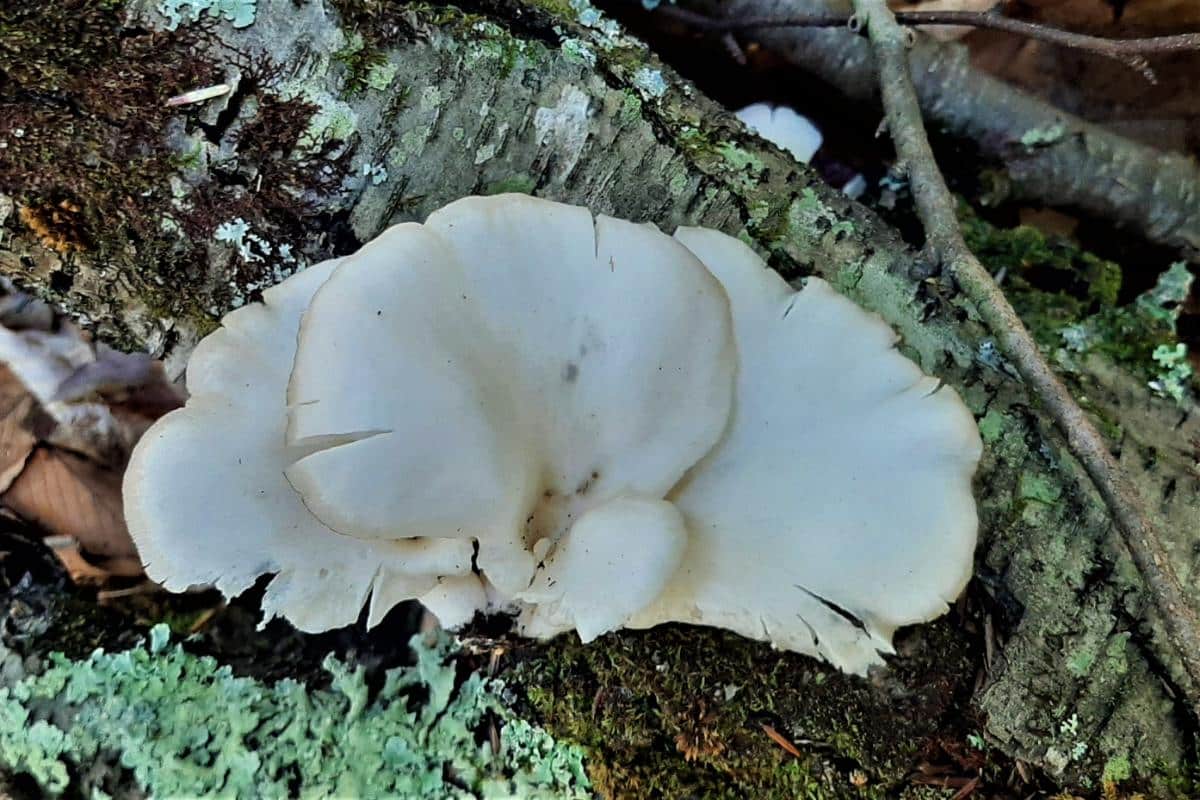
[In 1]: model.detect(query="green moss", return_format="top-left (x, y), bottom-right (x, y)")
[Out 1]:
top-left (963, 207), bottom-right (1196, 400)
top-left (0, 627), bottom-right (590, 798)
top-left (332, 32), bottom-right (393, 96)
top-left (0, 0), bottom-right (231, 346)
top-left (485, 175), bottom-right (538, 195)
top-left (510, 625), bottom-right (972, 799)
top-left (961, 206), bottom-right (1121, 327)
top-left (1018, 472), bottom-right (1061, 505)
top-left (977, 409), bottom-right (1007, 444)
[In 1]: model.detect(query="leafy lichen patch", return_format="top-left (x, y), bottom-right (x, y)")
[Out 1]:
top-left (0, 626), bottom-right (590, 798)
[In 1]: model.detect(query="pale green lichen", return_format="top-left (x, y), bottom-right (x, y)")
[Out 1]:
top-left (0, 627), bottom-right (591, 799)
top-left (214, 217), bottom-right (270, 263)
top-left (568, 0), bottom-right (623, 48)
top-left (1057, 261), bottom-right (1195, 404)
top-left (560, 38), bottom-right (597, 67)
top-left (618, 91), bottom-right (642, 125)
top-left (156, 0), bottom-right (256, 30)
top-left (1102, 755), bottom-right (1133, 784)
top-left (977, 409), bottom-right (1007, 444)
top-left (1135, 261), bottom-right (1193, 324)
top-left (1020, 122), bottom-right (1066, 148)
top-left (1149, 343), bottom-right (1193, 403)
top-left (361, 162), bottom-right (389, 186)
top-left (280, 80), bottom-right (359, 155)
top-left (365, 60), bottom-right (399, 91)
top-left (631, 67), bottom-right (667, 99)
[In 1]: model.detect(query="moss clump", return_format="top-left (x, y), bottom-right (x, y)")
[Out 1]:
top-left (509, 624), bottom-right (975, 799)
top-left (0, 626), bottom-right (590, 799)
top-left (961, 206), bottom-right (1122, 329)
top-left (0, 1), bottom-right (223, 330)
top-left (0, 3), bottom-right (362, 343)
top-left (961, 207), bottom-right (1196, 399)
top-left (332, 32), bottom-right (393, 97)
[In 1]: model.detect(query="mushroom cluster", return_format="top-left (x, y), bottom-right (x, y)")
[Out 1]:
top-left (125, 194), bottom-right (981, 674)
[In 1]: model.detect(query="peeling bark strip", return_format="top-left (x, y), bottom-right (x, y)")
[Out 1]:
top-left (0, 0), bottom-right (1197, 791)
top-left (705, 0), bottom-right (1200, 261)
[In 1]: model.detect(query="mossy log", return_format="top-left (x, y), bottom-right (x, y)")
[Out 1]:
top-left (0, 0), bottom-right (1196, 796)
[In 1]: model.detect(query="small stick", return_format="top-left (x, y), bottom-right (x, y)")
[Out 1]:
top-left (166, 83), bottom-right (232, 108)
top-left (850, 0), bottom-right (1200, 718)
top-left (760, 722), bottom-right (803, 758)
top-left (652, 4), bottom-right (1199, 76)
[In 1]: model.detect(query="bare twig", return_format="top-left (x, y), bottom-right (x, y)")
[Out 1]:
top-left (653, 3), bottom-right (1199, 79)
top-left (850, 0), bottom-right (1200, 717)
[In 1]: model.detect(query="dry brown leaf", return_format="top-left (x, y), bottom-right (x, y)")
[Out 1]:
top-left (3, 447), bottom-right (136, 562)
top-left (1017, 0), bottom-right (1200, 31)
top-left (889, 0), bottom-right (1001, 40)
top-left (0, 367), bottom-right (39, 493)
top-left (1017, 207), bottom-right (1082, 239)
top-left (0, 279), bottom-right (186, 584)
top-left (46, 537), bottom-right (143, 584)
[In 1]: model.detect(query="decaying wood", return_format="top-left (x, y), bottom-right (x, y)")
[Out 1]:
top-left (1, 0), bottom-right (1197, 792)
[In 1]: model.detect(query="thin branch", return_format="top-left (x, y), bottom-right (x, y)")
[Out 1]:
top-left (653, 3), bottom-right (1200, 75)
top-left (849, 0), bottom-right (1200, 718)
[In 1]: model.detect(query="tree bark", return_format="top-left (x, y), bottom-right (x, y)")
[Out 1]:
top-left (0, 0), bottom-right (1196, 794)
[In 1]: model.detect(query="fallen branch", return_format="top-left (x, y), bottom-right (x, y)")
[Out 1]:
top-left (849, 0), bottom-right (1200, 718)
top-left (660, 0), bottom-right (1200, 261)
top-left (656, 5), bottom-right (1200, 74)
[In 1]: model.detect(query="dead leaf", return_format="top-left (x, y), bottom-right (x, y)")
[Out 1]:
top-left (760, 723), bottom-right (803, 758)
top-left (0, 367), bottom-right (39, 493)
top-left (889, 0), bottom-right (1002, 40)
top-left (46, 537), bottom-right (143, 583)
top-left (1017, 207), bottom-right (1082, 240)
top-left (4, 447), bottom-right (135, 561)
top-left (0, 280), bottom-right (184, 585)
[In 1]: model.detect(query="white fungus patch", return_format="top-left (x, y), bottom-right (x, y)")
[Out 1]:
top-left (126, 195), bottom-right (982, 674)
top-left (736, 103), bottom-right (823, 164)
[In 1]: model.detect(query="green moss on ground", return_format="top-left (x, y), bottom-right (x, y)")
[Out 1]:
top-left (0, 626), bottom-right (590, 799)
top-left (508, 624), bottom-right (976, 800)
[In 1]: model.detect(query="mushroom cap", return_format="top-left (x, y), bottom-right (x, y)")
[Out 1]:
top-left (627, 228), bottom-right (982, 674)
top-left (735, 102), bottom-right (823, 164)
top-left (125, 194), bottom-right (981, 665)
top-left (123, 258), bottom-right (475, 632)
top-left (285, 195), bottom-right (735, 600)
top-left (516, 495), bottom-right (688, 642)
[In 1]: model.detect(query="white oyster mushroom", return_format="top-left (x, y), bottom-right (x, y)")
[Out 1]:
top-left (125, 193), bottom-right (981, 673)
top-left (286, 195), bottom-right (735, 605)
top-left (736, 102), bottom-right (823, 164)
top-left (518, 496), bottom-right (688, 642)
top-left (626, 228), bottom-right (982, 674)
top-left (123, 258), bottom-right (476, 632)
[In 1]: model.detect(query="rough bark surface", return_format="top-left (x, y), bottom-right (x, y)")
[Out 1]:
top-left (0, 0), bottom-right (1197, 794)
